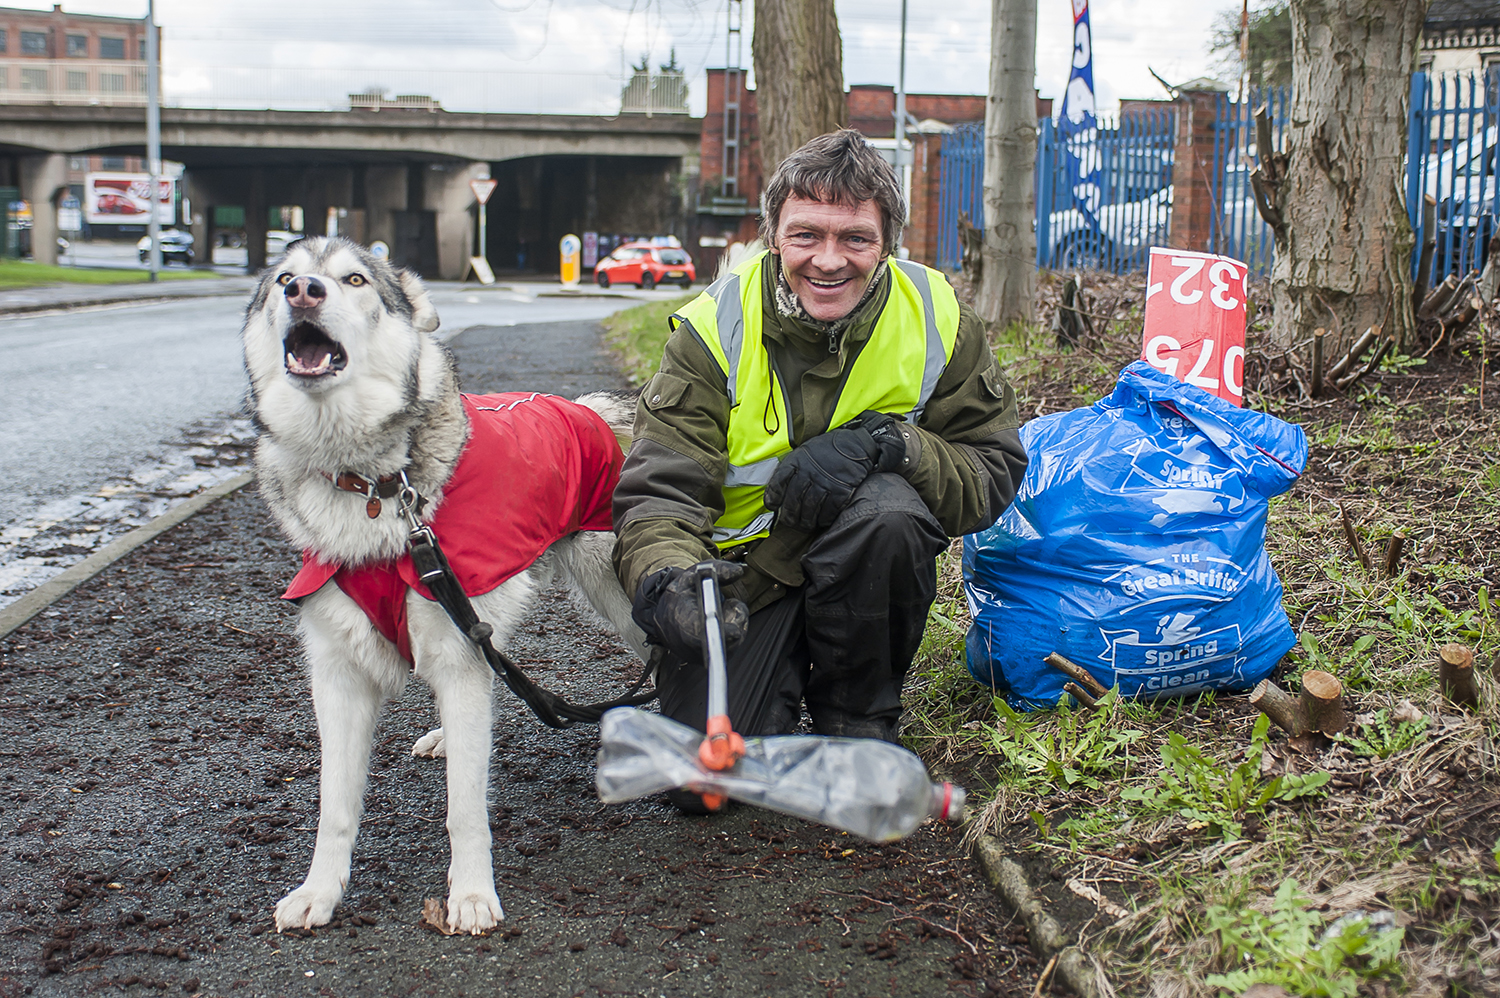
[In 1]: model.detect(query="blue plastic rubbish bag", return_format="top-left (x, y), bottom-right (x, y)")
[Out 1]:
top-left (963, 360), bottom-right (1308, 708)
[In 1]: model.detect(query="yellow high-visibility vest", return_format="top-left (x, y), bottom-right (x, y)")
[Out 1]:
top-left (671, 250), bottom-right (960, 548)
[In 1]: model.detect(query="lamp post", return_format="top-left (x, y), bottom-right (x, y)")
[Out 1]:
top-left (145, 0), bottom-right (161, 282)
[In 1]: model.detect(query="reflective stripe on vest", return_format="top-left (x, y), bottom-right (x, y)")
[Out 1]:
top-left (669, 250), bottom-right (960, 548)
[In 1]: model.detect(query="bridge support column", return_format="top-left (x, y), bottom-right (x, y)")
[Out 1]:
top-left (245, 169), bottom-right (269, 273)
top-left (19, 153), bottom-right (66, 267)
top-left (364, 165), bottom-right (406, 252)
top-left (185, 171), bottom-right (215, 269)
top-left (427, 160), bottom-right (488, 280)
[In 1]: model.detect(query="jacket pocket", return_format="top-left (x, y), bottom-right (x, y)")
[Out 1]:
top-left (644, 371), bottom-right (690, 411)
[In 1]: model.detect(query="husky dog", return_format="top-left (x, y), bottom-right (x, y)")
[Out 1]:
top-left (244, 237), bottom-right (645, 935)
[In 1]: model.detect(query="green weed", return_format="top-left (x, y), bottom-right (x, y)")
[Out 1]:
top-left (985, 692), bottom-right (1143, 793)
top-left (1335, 708), bottom-right (1429, 760)
top-left (1204, 879), bottom-right (1404, 997)
top-left (1121, 715), bottom-right (1331, 841)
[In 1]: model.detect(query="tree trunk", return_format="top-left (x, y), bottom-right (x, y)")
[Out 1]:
top-left (751, 0), bottom-right (848, 176)
top-left (1270, 0), bottom-right (1425, 354)
top-left (976, 0), bottom-right (1037, 328)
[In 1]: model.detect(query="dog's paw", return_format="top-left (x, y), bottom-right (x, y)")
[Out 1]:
top-left (274, 883), bottom-right (342, 931)
top-left (445, 889), bottom-right (504, 935)
top-left (411, 727), bottom-right (446, 758)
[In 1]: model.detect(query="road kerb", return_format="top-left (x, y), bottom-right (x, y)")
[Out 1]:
top-left (0, 472), bottom-right (254, 640)
top-left (971, 834), bottom-right (1102, 998)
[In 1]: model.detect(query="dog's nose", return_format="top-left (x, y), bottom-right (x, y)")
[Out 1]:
top-left (285, 276), bottom-right (327, 309)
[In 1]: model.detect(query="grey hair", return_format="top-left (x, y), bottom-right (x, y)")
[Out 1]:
top-left (759, 129), bottom-right (906, 253)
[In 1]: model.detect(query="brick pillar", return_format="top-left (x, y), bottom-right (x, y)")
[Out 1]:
top-left (1166, 87), bottom-right (1226, 253)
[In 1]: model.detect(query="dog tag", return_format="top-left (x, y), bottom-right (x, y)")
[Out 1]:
top-left (366, 497), bottom-right (382, 519)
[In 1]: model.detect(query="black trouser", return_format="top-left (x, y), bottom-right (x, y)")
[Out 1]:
top-left (655, 473), bottom-right (949, 743)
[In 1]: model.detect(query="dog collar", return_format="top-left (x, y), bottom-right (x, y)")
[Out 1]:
top-left (322, 470), bottom-right (405, 519)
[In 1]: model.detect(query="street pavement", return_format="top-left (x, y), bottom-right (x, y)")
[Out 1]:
top-left (0, 283), bottom-right (689, 613)
top-left (0, 306), bottom-right (1033, 997)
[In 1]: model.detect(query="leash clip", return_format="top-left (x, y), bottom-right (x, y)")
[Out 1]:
top-left (396, 471), bottom-right (425, 532)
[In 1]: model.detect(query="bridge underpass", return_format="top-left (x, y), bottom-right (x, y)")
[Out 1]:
top-left (0, 104), bottom-right (699, 278)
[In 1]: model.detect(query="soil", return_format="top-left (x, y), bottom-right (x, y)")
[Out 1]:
top-left (0, 319), bottom-right (1040, 998)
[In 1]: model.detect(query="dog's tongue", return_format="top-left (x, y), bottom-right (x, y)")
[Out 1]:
top-left (287, 344), bottom-right (332, 376)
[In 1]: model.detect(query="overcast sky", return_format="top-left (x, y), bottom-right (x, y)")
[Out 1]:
top-left (10, 0), bottom-right (1243, 116)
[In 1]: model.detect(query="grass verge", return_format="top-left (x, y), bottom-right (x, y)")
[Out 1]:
top-left (903, 270), bottom-right (1500, 996)
top-left (599, 292), bottom-right (695, 385)
top-left (0, 259), bottom-right (214, 290)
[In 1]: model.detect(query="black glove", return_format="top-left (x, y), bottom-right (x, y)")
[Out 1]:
top-left (631, 561), bottom-right (749, 662)
top-left (763, 411), bottom-right (907, 533)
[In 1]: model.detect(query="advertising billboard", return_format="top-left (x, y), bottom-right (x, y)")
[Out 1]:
top-left (84, 173), bottom-right (175, 226)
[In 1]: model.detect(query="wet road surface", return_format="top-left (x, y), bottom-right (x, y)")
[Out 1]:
top-left (0, 316), bottom-right (1036, 997)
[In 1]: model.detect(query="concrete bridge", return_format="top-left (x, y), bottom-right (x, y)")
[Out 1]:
top-left (0, 103), bottom-right (700, 277)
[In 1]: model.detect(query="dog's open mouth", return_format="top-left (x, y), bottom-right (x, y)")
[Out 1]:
top-left (283, 322), bottom-right (349, 378)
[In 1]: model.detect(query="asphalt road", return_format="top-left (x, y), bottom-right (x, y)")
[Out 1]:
top-left (0, 313), bottom-right (1036, 997)
top-left (0, 287), bottom-right (670, 609)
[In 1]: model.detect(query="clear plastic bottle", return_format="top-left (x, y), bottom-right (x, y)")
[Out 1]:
top-left (595, 707), bottom-right (966, 843)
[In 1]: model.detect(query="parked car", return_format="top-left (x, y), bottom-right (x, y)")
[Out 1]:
top-left (595, 241), bottom-right (696, 289)
top-left (1423, 125), bottom-right (1496, 276)
top-left (1045, 177), bottom-right (1263, 271)
top-left (266, 230), bottom-right (300, 258)
top-left (136, 229), bottom-right (195, 264)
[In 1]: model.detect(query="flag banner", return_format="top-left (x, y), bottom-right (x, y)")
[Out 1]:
top-left (1059, 0), bottom-right (1101, 231)
top-left (1141, 248), bottom-right (1249, 407)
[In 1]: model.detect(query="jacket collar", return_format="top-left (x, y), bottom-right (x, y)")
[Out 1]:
top-left (760, 253), bottom-right (892, 354)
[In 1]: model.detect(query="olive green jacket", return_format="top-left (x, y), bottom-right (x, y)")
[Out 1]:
top-left (612, 256), bottom-right (1027, 613)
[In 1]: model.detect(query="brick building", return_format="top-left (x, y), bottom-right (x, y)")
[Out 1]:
top-left (0, 4), bottom-right (154, 105)
top-left (697, 67), bottom-right (1050, 270)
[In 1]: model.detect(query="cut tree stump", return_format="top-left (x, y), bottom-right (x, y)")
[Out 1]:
top-left (1438, 643), bottom-right (1479, 710)
top-left (1250, 678), bottom-right (1306, 736)
top-left (1383, 530), bottom-right (1407, 579)
top-left (1300, 670), bottom-right (1348, 735)
top-left (1339, 504), bottom-right (1373, 573)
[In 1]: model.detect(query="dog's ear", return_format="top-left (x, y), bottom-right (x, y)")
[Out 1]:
top-left (399, 269), bottom-right (440, 333)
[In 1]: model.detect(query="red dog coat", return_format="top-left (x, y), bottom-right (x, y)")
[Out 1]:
top-left (282, 392), bottom-right (623, 662)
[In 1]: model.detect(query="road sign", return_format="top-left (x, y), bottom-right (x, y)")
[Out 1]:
top-left (559, 233), bottom-right (581, 286)
top-left (470, 178), bottom-right (498, 205)
top-left (1141, 247), bottom-right (1247, 406)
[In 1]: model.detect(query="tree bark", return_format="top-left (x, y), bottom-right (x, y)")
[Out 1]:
top-left (1270, 1), bottom-right (1425, 355)
top-left (1251, 678), bottom-right (1307, 736)
top-left (976, 0), bottom-right (1036, 328)
top-left (751, 0), bottom-right (848, 177)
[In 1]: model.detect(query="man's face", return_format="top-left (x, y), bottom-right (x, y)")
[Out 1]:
top-left (771, 195), bottom-right (885, 323)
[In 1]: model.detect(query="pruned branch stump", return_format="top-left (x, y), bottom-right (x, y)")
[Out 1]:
top-left (1438, 643), bottom-right (1479, 710)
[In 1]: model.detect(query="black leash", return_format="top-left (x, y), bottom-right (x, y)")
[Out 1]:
top-left (394, 474), bottom-right (658, 728)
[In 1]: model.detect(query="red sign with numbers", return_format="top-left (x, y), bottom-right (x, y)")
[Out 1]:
top-left (1141, 247), bottom-right (1248, 406)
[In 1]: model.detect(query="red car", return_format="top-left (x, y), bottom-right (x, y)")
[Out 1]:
top-left (595, 242), bottom-right (696, 290)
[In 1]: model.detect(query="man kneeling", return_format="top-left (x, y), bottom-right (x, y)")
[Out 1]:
top-left (612, 129), bottom-right (1027, 812)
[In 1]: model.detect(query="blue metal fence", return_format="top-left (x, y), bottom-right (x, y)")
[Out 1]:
top-left (935, 122), bottom-right (984, 271)
top-left (1209, 86), bottom-right (1290, 274)
top-left (935, 71), bottom-right (1498, 279)
top-left (1409, 71), bottom-right (1497, 284)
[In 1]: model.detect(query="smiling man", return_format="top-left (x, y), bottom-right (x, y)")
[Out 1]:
top-left (613, 130), bottom-right (1027, 811)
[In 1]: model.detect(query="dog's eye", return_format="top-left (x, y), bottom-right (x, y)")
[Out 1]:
top-left (346, 274), bottom-right (367, 287)
top-left (276, 273), bottom-right (293, 286)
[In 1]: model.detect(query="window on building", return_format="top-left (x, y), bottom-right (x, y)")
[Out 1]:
top-left (1485, 54), bottom-right (1500, 108)
top-left (0, 29), bottom-right (8, 54)
top-left (101, 73), bottom-right (125, 92)
top-left (20, 68), bottom-right (49, 91)
top-left (0, 69), bottom-right (9, 90)
top-left (20, 30), bottom-right (48, 55)
top-left (100, 37), bottom-right (125, 60)
top-left (67, 70), bottom-right (87, 91)
top-left (67, 34), bottom-right (88, 57)
top-left (69, 157), bottom-right (87, 171)
top-left (102, 156), bottom-right (126, 170)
